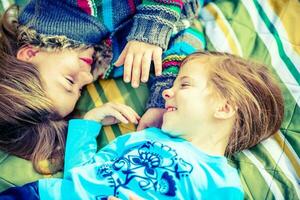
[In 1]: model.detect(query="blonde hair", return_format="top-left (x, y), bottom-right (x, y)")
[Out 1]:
top-left (182, 52), bottom-right (284, 155)
top-left (0, 5), bottom-right (66, 174)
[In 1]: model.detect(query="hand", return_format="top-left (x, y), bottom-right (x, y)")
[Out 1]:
top-left (137, 108), bottom-right (166, 131)
top-left (114, 40), bottom-right (162, 88)
top-left (108, 193), bottom-right (140, 200)
top-left (84, 103), bottom-right (140, 126)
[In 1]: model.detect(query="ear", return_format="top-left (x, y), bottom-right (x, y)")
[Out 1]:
top-left (16, 45), bottom-right (39, 62)
top-left (214, 100), bottom-right (236, 119)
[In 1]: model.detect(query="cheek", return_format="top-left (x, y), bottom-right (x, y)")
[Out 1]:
top-left (52, 96), bottom-right (77, 117)
top-left (46, 87), bottom-right (78, 117)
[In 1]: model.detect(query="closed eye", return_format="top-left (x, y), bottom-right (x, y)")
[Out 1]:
top-left (180, 82), bottom-right (190, 88)
top-left (65, 76), bottom-right (74, 85)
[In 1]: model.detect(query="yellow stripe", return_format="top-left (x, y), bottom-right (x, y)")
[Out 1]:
top-left (99, 79), bottom-right (136, 134)
top-left (274, 132), bottom-right (300, 177)
top-left (103, 126), bottom-right (116, 141)
top-left (86, 83), bottom-right (116, 141)
top-left (206, 4), bottom-right (240, 55)
top-left (268, 0), bottom-right (300, 54)
top-left (86, 83), bottom-right (103, 107)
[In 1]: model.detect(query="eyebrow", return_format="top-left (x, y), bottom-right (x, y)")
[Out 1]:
top-left (179, 76), bottom-right (192, 81)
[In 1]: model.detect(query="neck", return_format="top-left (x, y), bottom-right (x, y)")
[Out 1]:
top-left (185, 121), bottom-right (233, 156)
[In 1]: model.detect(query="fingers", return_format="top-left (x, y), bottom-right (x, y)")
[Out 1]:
top-left (108, 193), bottom-right (140, 200)
top-left (123, 53), bottom-right (134, 83)
top-left (120, 41), bottom-right (163, 87)
top-left (136, 119), bottom-right (148, 131)
top-left (141, 51), bottom-right (152, 83)
top-left (136, 108), bottom-right (166, 131)
top-left (114, 45), bottom-right (128, 67)
top-left (108, 103), bottom-right (140, 124)
top-left (84, 103), bottom-right (140, 125)
top-left (153, 48), bottom-right (162, 76)
top-left (131, 53), bottom-right (142, 88)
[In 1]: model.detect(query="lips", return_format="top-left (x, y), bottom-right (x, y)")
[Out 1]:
top-left (165, 106), bottom-right (177, 112)
top-left (80, 57), bottom-right (93, 65)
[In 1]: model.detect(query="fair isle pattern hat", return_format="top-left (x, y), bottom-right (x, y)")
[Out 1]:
top-left (18, 0), bottom-right (107, 48)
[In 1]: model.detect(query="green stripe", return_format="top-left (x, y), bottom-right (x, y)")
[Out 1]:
top-left (230, 152), bottom-right (275, 200)
top-left (97, 129), bottom-right (108, 150)
top-left (256, 144), bottom-right (299, 199)
top-left (111, 124), bottom-right (122, 138)
top-left (0, 2), bottom-right (4, 13)
top-left (208, 1), bottom-right (296, 130)
top-left (143, 1), bottom-right (181, 14)
top-left (94, 81), bottom-right (108, 102)
top-left (75, 86), bottom-right (95, 116)
top-left (91, 81), bottom-right (111, 148)
top-left (119, 80), bottom-right (148, 116)
top-left (253, 0), bottom-right (300, 84)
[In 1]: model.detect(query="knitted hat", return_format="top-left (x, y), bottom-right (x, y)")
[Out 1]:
top-left (18, 0), bottom-right (107, 48)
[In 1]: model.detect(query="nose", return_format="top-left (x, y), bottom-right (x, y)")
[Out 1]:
top-left (162, 88), bottom-right (174, 100)
top-left (79, 72), bottom-right (93, 87)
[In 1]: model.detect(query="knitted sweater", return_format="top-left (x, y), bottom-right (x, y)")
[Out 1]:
top-left (19, 0), bottom-right (205, 109)
top-left (19, 0), bottom-right (199, 49)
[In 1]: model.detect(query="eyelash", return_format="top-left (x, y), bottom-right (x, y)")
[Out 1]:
top-left (180, 82), bottom-right (190, 88)
top-left (66, 77), bottom-right (74, 85)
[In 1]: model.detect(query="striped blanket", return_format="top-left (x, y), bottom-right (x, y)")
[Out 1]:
top-left (0, 0), bottom-right (299, 199)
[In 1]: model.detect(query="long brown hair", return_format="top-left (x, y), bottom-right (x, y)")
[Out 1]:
top-left (182, 52), bottom-right (284, 155)
top-left (0, 5), bottom-right (66, 174)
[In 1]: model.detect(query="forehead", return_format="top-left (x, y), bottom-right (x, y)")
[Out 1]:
top-left (179, 55), bottom-right (217, 76)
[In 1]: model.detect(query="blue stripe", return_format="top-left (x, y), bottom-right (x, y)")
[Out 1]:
top-left (102, 1), bottom-right (114, 31)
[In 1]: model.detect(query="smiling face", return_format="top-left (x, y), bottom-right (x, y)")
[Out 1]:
top-left (161, 56), bottom-right (221, 138)
top-left (18, 47), bottom-right (94, 117)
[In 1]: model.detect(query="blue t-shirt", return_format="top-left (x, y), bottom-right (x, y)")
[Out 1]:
top-left (39, 119), bottom-right (244, 199)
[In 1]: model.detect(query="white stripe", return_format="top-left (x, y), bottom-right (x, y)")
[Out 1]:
top-left (261, 135), bottom-right (300, 197)
top-left (241, 0), bottom-right (300, 107)
top-left (200, 3), bottom-right (243, 56)
top-left (257, 0), bottom-right (300, 70)
top-left (277, 131), bottom-right (300, 168)
top-left (243, 150), bottom-right (285, 200)
top-left (88, 0), bottom-right (97, 17)
top-left (2, 0), bottom-right (10, 10)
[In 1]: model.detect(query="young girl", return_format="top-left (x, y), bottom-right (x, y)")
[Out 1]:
top-left (0, 52), bottom-right (284, 199)
top-left (17, 0), bottom-right (205, 130)
top-left (0, 5), bottom-right (96, 173)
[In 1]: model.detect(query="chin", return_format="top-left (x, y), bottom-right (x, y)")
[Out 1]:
top-left (161, 123), bottom-right (182, 137)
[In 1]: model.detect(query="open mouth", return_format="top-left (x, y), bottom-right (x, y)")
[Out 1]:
top-left (166, 106), bottom-right (177, 112)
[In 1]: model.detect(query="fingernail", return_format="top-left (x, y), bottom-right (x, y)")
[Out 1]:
top-left (141, 77), bottom-right (148, 82)
top-left (132, 82), bottom-right (138, 88)
top-left (124, 77), bottom-right (130, 83)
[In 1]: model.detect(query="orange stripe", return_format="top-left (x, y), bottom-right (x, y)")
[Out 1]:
top-left (274, 132), bottom-right (300, 177)
top-left (99, 79), bottom-right (136, 134)
top-left (206, 4), bottom-right (240, 55)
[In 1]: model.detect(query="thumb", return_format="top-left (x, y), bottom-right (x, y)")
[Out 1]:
top-left (114, 46), bottom-right (128, 67)
top-left (137, 121), bottom-right (147, 131)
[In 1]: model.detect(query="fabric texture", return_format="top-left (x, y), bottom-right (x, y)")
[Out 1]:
top-left (18, 0), bottom-right (198, 49)
top-left (0, 0), bottom-right (299, 199)
top-left (37, 119), bottom-right (243, 200)
top-left (17, 0), bottom-right (204, 110)
top-left (0, 181), bottom-right (39, 200)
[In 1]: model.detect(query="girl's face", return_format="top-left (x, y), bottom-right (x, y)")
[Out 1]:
top-left (29, 47), bottom-right (94, 117)
top-left (161, 57), bottom-right (220, 138)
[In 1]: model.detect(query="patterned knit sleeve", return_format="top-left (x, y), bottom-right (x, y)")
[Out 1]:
top-left (146, 19), bottom-right (206, 109)
top-left (127, 0), bottom-right (199, 50)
